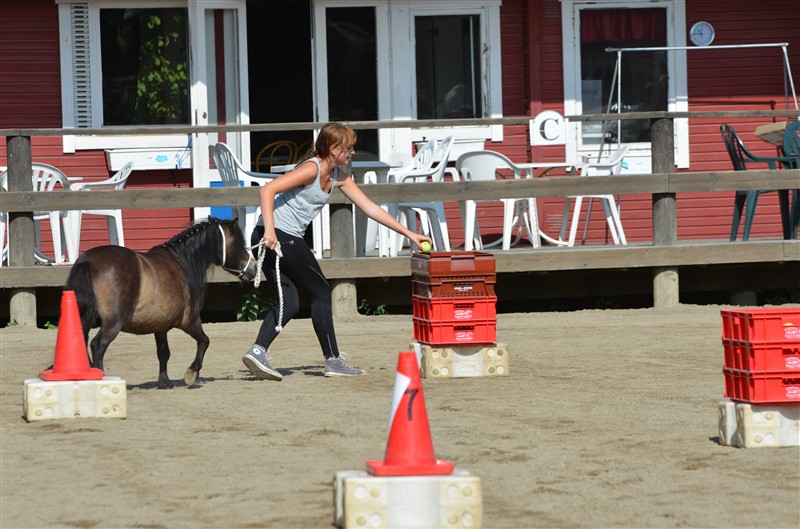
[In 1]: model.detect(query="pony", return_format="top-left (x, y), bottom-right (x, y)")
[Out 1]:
top-left (64, 217), bottom-right (258, 389)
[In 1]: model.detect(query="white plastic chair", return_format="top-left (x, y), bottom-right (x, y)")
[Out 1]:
top-left (68, 162), bottom-right (134, 257)
top-left (0, 163), bottom-right (75, 264)
top-left (209, 142), bottom-right (279, 245)
top-left (456, 150), bottom-right (541, 251)
top-left (0, 189), bottom-right (6, 267)
top-left (394, 137), bottom-right (454, 252)
top-left (364, 144), bottom-right (434, 256)
top-left (559, 146), bottom-right (629, 247)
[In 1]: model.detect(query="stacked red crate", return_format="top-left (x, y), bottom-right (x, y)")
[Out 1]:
top-left (411, 252), bottom-right (497, 345)
top-left (720, 308), bottom-right (800, 403)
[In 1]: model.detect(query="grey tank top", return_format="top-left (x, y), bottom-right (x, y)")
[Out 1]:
top-left (271, 158), bottom-right (341, 238)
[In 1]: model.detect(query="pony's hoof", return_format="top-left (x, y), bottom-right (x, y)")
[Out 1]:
top-left (157, 375), bottom-right (174, 389)
top-left (184, 368), bottom-right (199, 386)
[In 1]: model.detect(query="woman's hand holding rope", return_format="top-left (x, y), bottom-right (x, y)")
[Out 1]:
top-left (251, 240), bottom-right (284, 333)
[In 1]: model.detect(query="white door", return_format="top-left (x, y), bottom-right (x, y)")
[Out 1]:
top-left (312, 1), bottom-right (392, 158)
top-left (189, 0), bottom-right (250, 220)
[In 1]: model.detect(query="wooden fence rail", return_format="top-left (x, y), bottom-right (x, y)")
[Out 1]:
top-left (4, 168), bottom-right (798, 321)
top-left (2, 170), bottom-right (799, 213)
top-left (3, 113), bottom-right (799, 324)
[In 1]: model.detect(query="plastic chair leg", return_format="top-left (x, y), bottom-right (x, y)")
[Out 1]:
top-left (501, 199), bottom-right (516, 250)
top-left (461, 200), bottom-right (480, 251)
top-left (107, 213), bottom-right (124, 247)
top-left (599, 198), bottom-right (621, 245)
top-left (322, 204), bottom-right (331, 252)
top-left (418, 206), bottom-right (450, 252)
top-left (567, 196), bottom-right (585, 247)
top-left (790, 189), bottom-right (800, 239)
top-left (730, 192), bottom-right (747, 241)
top-left (559, 197), bottom-right (572, 244)
top-left (0, 213), bottom-right (6, 267)
top-left (243, 208), bottom-right (260, 248)
top-left (312, 215), bottom-right (323, 258)
top-left (582, 197), bottom-right (594, 245)
top-left (608, 197), bottom-right (627, 245)
top-left (517, 198), bottom-right (541, 249)
top-left (741, 191), bottom-right (760, 241)
top-left (48, 211), bottom-right (65, 264)
top-left (365, 216), bottom-right (379, 252)
top-left (777, 189), bottom-right (792, 240)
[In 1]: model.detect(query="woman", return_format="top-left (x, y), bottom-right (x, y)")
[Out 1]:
top-left (243, 123), bottom-right (432, 380)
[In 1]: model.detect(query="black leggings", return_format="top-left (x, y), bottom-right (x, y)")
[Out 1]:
top-left (252, 227), bottom-right (340, 358)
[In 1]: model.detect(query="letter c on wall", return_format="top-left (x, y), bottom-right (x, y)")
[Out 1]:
top-left (530, 111), bottom-right (566, 146)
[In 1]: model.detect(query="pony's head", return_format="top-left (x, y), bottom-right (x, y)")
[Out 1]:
top-left (216, 217), bottom-right (258, 281)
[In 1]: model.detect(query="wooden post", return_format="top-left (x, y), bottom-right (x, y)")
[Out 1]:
top-left (6, 135), bottom-right (38, 326)
top-left (329, 203), bottom-right (359, 316)
top-left (650, 117), bottom-right (679, 308)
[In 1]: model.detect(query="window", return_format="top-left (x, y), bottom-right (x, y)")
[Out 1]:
top-left (100, 8), bottom-right (189, 126)
top-left (58, 1), bottom-right (192, 151)
top-left (415, 15), bottom-right (482, 120)
top-left (580, 8), bottom-right (667, 145)
top-left (562, 0), bottom-right (689, 168)
top-left (404, 1), bottom-right (503, 146)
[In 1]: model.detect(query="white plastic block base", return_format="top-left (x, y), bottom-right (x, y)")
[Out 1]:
top-left (718, 399), bottom-right (799, 448)
top-left (735, 401), bottom-right (800, 448)
top-left (410, 341), bottom-right (509, 379)
top-left (333, 469), bottom-right (482, 529)
top-left (718, 399), bottom-right (738, 446)
top-left (23, 376), bottom-right (127, 422)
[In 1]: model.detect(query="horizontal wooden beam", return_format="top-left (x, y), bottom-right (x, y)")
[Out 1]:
top-left (2, 110), bottom-right (798, 137)
top-left (3, 241), bottom-right (796, 289)
top-left (2, 170), bottom-right (797, 212)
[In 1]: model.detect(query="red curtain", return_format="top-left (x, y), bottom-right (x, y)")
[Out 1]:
top-left (581, 8), bottom-right (666, 43)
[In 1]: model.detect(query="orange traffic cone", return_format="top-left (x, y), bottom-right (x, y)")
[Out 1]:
top-left (366, 351), bottom-right (454, 476)
top-left (39, 290), bottom-right (103, 381)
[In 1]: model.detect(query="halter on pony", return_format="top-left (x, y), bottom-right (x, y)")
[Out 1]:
top-left (218, 223), bottom-right (255, 280)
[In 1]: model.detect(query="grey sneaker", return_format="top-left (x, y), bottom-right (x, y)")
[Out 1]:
top-left (324, 354), bottom-right (366, 377)
top-left (242, 345), bottom-right (283, 381)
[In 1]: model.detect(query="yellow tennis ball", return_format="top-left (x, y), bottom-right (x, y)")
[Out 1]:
top-left (420, 241), bottom-right (432, 253)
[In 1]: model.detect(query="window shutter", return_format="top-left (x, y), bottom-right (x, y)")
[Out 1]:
top-left (69, 3), bottom-right (93, 128)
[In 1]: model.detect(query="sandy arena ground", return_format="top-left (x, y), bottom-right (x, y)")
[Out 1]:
top-left (1, 305), bottom-right (799, 529)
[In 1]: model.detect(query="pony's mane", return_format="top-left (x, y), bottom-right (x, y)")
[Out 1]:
top-left (151, 218), bottom-right (225, 314)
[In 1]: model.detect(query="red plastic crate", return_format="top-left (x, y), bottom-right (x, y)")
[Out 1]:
top-left (723, 368), bottom-right (800, 403)
top-left (721, 308), bottom-right (800, 342)
top-left (412, 317), bottom-right (497, 345)
top-left (412, 296), bottom-right (497, 322)
top-left (412, 276), bottom-right (496, 299)
top-left (411, 251), bottom-right (496, 278)
top-left (722, 339), bottom-right (800, 372)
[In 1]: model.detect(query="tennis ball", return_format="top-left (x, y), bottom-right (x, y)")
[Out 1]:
top-left (420, 241), bottom-right (432, 253)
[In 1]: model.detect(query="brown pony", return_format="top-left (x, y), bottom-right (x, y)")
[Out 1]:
top-left (64, 217), bottom-right (258, 388)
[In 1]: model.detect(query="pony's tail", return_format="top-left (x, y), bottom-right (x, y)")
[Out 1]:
top-left (64, 261), bottom-right (99, 346)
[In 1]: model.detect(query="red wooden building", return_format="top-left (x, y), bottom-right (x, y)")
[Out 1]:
top-left (1, 0), bottom-right (798, 256)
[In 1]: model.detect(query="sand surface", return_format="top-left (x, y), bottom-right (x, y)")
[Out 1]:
top-left (2, 305), bottom-right (799, 528)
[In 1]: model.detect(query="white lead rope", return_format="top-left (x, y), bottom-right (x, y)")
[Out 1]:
top-left (253, 240), bottom-right (284, 333)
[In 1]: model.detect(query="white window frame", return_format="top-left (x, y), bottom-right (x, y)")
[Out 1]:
top-left (57, 0), bottom-right (192, 153)
top-left (561, 0), bottom-right (689, 168)
top-left (388, 0), bottom-right (503, 150)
